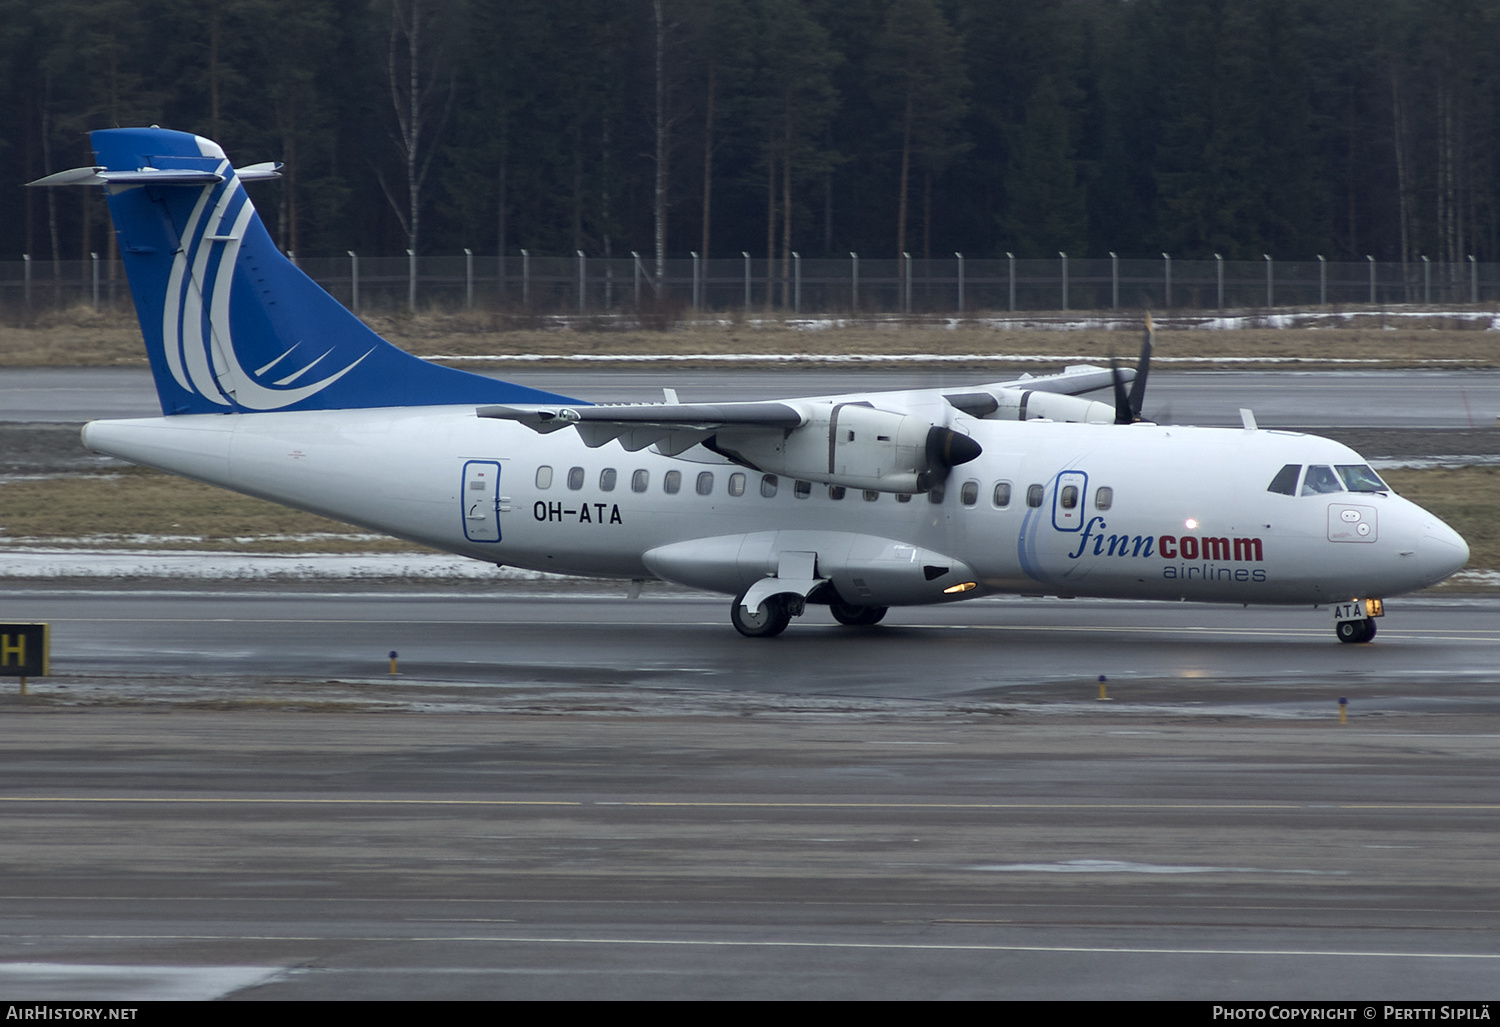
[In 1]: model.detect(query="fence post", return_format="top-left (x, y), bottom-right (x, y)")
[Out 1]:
top-left (1421, 255), bottom-right (1430, 304)
top-left (956, 252), bottom-right (965, 313)
top-left (903, 252), bottom-right (912, 314)
top-left (347, 251), bottom-right (359, 313)
top-left (793, 251), bottom-right (801, 314)
top-left (1264, 254), bottom-right (1273, 307)
top-left (1163, 253), bottom-right (1171, 308)
top-left (406, 249), bottom-right (416, 311)
top-left (1317, 255), bottom-right (1326, 306)
top-left (1470, 254), bottom-right (1478, 304)
top-left (743, 251), bottom-right (752, 311)
top-left (1059, 252), bottom-right (1068, 312)
top-left (577, 250), bottom-right (586, 313)
top-left (850, 252), bottom-right (859, 313)
top-left (1007, 252), bottom-right (1015, 312)
top-left (91, 252), bottom-right (99, 311)
top-left (22, 254), bottom-right (30, 314)
top-left (521, 249), bottom-right (530, 309)
top-left (631, 251), bottom-right (641, 307)
top-left (691, 251), bottom-right (700, 312)
top-left (1215, 253), bottom-right (1223, 310)
top-left (1367, 255), bottom-right (1376, 304)
top-left (1109, 252), bottom-right (1118, 310)
top-left (464, 248), bottom-right (474, 310)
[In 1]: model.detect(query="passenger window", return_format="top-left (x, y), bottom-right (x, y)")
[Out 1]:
top-left (863, 490), bottom-right (879, 502)
top-left (664, 470), bottom-right (682, 494)
top-left (631, 469), bottom-right (649, 493)
top-left (828, 485), bottom-right (846, 500)
top-left (1301, 464), bottom-right (1344, 495)
top-left (794, 480), bottom-right (811, 499)
top-left (1059, 485), bottom-right (1078, 510)
top-left (599, 468), bottom-right (617, 492)
top-left (1095, 486), bottom-right (1113, 511)
top-left (761, 474), bottom-right (779, 498)
top-left (928, 483), bottom-right (945, 504)
top-left (697, 472), bottom-right (715, 496)
top-left (536, 465), bottom-right (553, 489)
top-left (567, 466), bottom-right (584, 490)
top-left (728, 472), bottom-right (746, 496)
top-left (960, 480), bottom-right (979, 506)
top-left (1337, 464), bottom-right (1389, 493)
top-left (993, 482), bottom-right (1012, 508)
top-left (1027, 484), bottom-right (1044, 508)
top-left (1267, 464), bottom-right (1301, 496)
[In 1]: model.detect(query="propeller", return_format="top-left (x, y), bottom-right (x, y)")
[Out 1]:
top-left (916, 425), bottom-right (983, 492)
top-left (1111, 313), bottom-right (1155, 424)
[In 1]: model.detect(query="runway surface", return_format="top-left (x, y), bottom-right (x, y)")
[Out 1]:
top-left (5, 590), bottom-right (1500, 709)
top-left (4, 365), bottom-right (1500, 427)
top-left (2, 364), bottom-right (1498, 999)
top-left (2, 590), bottom-right (1499, 999)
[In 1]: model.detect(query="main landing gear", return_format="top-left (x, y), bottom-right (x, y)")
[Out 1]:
top-left (829, 601), bottom-right (888, 626)
top-left (731, 590), bottom-right (795, 638)
top-left (730, 591), bottom-right (890, 637)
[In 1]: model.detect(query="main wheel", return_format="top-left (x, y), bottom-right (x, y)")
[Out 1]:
top-left (1336, 619), bottom-right (1375, 644)
top-left (731, 591), bottom-right (793, 638)
top-left (829, 602), bottom-right (888, 626)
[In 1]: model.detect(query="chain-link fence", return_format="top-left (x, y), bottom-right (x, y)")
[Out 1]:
top-left (3, 251), bottom-right (1494, 319)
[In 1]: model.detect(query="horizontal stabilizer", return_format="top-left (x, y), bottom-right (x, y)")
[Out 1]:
top-left (71, 127), bottom-right (577, 415)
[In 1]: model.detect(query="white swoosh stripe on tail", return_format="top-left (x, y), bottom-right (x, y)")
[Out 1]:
top-left (159, 179), bottom-right (219, 394)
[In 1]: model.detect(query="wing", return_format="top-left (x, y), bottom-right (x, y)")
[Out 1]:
top-left (478, 400), bottom-right (803, 455)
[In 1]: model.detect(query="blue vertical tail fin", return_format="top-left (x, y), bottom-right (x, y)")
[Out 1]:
top-left (32, 127), bottom-right (576, 415)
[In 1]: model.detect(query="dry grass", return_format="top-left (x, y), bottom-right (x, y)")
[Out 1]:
top-left (1381, 465), bottom-right (1500, 576)
top-left (0, 468), bottom-right (430, 553)
top-left (6, 304), bottom-right (1500, 369)
top-left (0, 306), bottom-right (147, 366)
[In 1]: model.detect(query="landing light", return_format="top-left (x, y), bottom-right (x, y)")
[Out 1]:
top-left (943, 581), bottom-right (978, 594)
top-left (1184, 518), bottom-right (1199, 530)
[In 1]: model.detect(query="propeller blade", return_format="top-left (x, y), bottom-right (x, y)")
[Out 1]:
top-left (1127, 313), bottom-right (1154, 420)
top-left (1111, 355), bottom-right (1132, 425)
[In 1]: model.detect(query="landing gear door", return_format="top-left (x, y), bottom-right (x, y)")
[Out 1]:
top-left (461, 460), bottom-right (502, 543)
top-left (1051, 470), bottom-right (1088, 532)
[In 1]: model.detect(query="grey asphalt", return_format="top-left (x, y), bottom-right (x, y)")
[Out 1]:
top-left (2, 365), bottom-right (1499, 999)
top-left (5, 365), bottom-right (1500, 427)
top-left (4, 590), bottom-right (1499, 707)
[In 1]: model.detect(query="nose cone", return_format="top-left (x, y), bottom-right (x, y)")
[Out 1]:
top-left (1418, 515), bottom-right (1470, 586)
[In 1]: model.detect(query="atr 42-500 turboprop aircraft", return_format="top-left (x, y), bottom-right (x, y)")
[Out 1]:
top-left (36, 127), bottom-right (1469, 642)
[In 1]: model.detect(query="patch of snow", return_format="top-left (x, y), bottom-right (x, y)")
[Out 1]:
top-left (0, 547), bottom-right (570, 581)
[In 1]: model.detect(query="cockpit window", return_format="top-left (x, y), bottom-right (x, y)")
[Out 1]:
top-left (1337, 464), bottom-right (1389, 493)
top-left (1267, 464), bottom-right (1301, 495)
top-left (1300, 464), bottom-right (1344, 495)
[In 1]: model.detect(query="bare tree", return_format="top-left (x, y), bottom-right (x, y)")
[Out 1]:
top-left (378, 0), bottom-right (455, 256)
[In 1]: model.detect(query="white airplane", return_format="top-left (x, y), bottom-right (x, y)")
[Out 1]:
top-left (35, 127), bottom-right (1469, 643)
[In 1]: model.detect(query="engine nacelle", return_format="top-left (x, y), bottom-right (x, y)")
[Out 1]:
top-left (714, 403), bottom-right (980, 493)
top-left (992, 389), bottom-right (1116, 423)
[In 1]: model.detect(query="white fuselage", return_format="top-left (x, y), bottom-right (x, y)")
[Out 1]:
top-left (82, 403), bottom-right (1469, 608)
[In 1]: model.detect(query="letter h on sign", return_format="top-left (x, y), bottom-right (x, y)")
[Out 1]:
top-left (0, 624), bottom-right (49, 677)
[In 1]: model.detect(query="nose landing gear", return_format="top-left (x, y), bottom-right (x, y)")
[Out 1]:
top-left (1333, 598), bottom-right (1383, 644)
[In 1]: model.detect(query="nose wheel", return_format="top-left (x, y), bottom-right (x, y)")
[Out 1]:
top-left (1336, 618), bottom-right (1377, 644)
